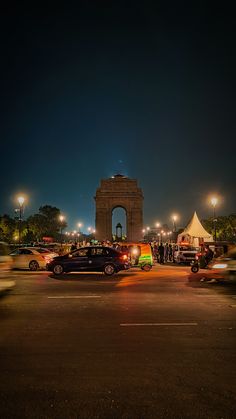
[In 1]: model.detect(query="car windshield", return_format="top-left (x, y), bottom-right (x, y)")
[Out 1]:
top-left (36, 248), bottom-right (51, 253)
top-left (71, 248), bottom-right (90, 257)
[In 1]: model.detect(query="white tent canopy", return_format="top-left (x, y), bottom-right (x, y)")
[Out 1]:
top-left (177, 211), bottom-right (213, 246)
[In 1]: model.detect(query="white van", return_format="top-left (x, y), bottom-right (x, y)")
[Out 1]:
top-left (173, 244), bottom-right (200, 264)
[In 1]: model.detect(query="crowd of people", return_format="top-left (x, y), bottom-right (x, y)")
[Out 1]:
top-left (150, 242), bottom-right (215, 265)
top-left (151, 242), bottom-right (173, 264)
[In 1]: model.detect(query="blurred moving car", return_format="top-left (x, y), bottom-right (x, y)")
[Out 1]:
top-left (210, 246), bottom-right (236, 280)
top-left (47, 246), bottom-right (130, 276)
top-left (0, 242), bottom-right (15, 292)
top-left (173, 244), bottom-right (200, 264)
top-left (9, 247), bottom-right (58, 271)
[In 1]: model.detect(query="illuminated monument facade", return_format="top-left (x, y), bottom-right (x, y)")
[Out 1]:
top-left (95, 174), bottom-right (143, 242)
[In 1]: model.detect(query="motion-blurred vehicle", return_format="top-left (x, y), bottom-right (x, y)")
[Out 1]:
top-left (173, 244), bottom-right (200, 264)
top-left (9, 247), bottom-right (58, 271)
top-left (0, 242), bottom-right (13, 272)
top-left (117, 242), bottom-right (153, 271)
top-left (0, 242), bottom-right (15, 292)
top-left (47, 246), bottom-right (130, 276)
top-left (210, 246), bottom-right (236, 280)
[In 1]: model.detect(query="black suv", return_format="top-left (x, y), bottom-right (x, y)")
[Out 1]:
top-left (47, 246), bottom-right (130, 276)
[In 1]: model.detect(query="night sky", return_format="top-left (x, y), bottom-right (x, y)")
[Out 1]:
top-left (1, 3), bottom-right (235, 231)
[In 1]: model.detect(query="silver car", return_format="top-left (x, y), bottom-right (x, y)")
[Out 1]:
top-left (9, 247), bottom-right (58, 271)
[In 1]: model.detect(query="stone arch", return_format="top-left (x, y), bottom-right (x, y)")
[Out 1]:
top-left (95, 174), bottom-right (143, 242)
top-left (112, 205), bottom-right (127, 238)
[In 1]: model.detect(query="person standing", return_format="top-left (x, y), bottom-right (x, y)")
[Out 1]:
top-left (70, 242), bottom-right (77, 252)
top-left (168, 244), bottom-right (173, 261)
top-left (164, 243), bottom-right (169, 262)
top-left (158, 243), bottom-right (164, 264)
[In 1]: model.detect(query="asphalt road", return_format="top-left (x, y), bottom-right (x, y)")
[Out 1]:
top-left (0, 264), bottom-right (236, 419)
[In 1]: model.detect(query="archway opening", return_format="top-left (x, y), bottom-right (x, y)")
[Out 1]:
top-left (112, 207), bottom-right (127, 241)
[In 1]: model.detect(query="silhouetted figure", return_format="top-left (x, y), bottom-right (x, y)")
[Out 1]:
top-left (70, 242), bottom-right (77, 252)
top-left (158, 243), bottom-right (164, 264)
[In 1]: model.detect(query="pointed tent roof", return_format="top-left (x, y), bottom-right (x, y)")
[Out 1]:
top-left (182, 211), bottom-right (212, 238)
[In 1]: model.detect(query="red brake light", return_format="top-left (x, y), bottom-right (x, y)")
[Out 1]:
top-left (120, 254), bottom-right (128, 261)
top-left (42, 255), bottom-right (51, 261)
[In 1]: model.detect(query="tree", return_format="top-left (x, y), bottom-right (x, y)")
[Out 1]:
top-left (27, 214), bottom-right (46, 242)
top-left (27, 205), bottom-right (67, 241)
top-left (0, 214), bottom-right (17, 242)
top-left (202, 214), bottom-right (236, 242)
top-left (0, 205), bottom-right (67, 243)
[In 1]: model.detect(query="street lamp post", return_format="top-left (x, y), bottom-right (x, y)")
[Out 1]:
top-left (172, 215), bottom-right (177, 232)
top-left (59, 215), bottom-right (65, 246)
top-left (211, 197), bottom-right (218, 242)
top-left (17, 196), bottom-right (25, 245)
top-left (160, 230), bottom-right (164, 243)
top-left (77, 222), bottom-right (83, 244)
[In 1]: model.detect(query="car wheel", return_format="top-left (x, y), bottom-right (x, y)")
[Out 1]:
top-left (191, 265), bottom-right (199, 273)
top-left (29, 260), bottom-right (39, 271)
top-left (104, 264), bottom-right (116, 276)
top-left (142, 264), bottom-right (152, 272)
top-left (53, 264), bottom-right (64, 275)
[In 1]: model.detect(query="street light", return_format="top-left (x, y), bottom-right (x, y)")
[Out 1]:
top-left (171, 214), bottom-right (178, 232)
top-left (59, 215), bottom-right (65, 246)
top-left (161, 230), bottom-right (164, 243)
top-left (17, 196), bottom-right (25, 245)
top-left (77, 222), bottom-right (83, 243)
top-left (210, 197), bottom-right (218, 242)
top-left (77, 222), bottom-right (83, 231)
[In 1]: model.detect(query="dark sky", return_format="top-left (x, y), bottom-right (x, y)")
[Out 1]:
top-left (1, 2), bottom-right (235, 231)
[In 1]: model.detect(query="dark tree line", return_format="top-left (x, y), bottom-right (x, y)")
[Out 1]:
top-left (0, 205), bottom-right (67, 243)
top-left (202, 214), bottom-right (236, 242)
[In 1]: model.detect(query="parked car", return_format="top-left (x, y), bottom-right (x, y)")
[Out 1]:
top-left (9, 247), bottom-right (58, 271)
top-left (47, 246), bottom-right (130, 276)
top-left (173, 244), bottom-right (200, 264)
top-left (0, 242), bottom-right (15, 293)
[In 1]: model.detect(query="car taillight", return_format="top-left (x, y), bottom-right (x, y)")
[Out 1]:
top-left (120, 254), bottom-right (128, 261)
top-left (42, 255), bottom-right (51, 261)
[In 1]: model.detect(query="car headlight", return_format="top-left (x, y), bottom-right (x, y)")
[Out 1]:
top-left (212, 263), bottom-right (227, 269)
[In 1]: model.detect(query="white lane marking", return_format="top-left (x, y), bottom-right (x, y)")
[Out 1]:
top-left (120, 322), bottom-right (198, 327)
top-left (48, 295), bottom-right (101, 299)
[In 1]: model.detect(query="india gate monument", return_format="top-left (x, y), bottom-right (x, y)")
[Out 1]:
top-left (95, 174), bottom-right (143, 242)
